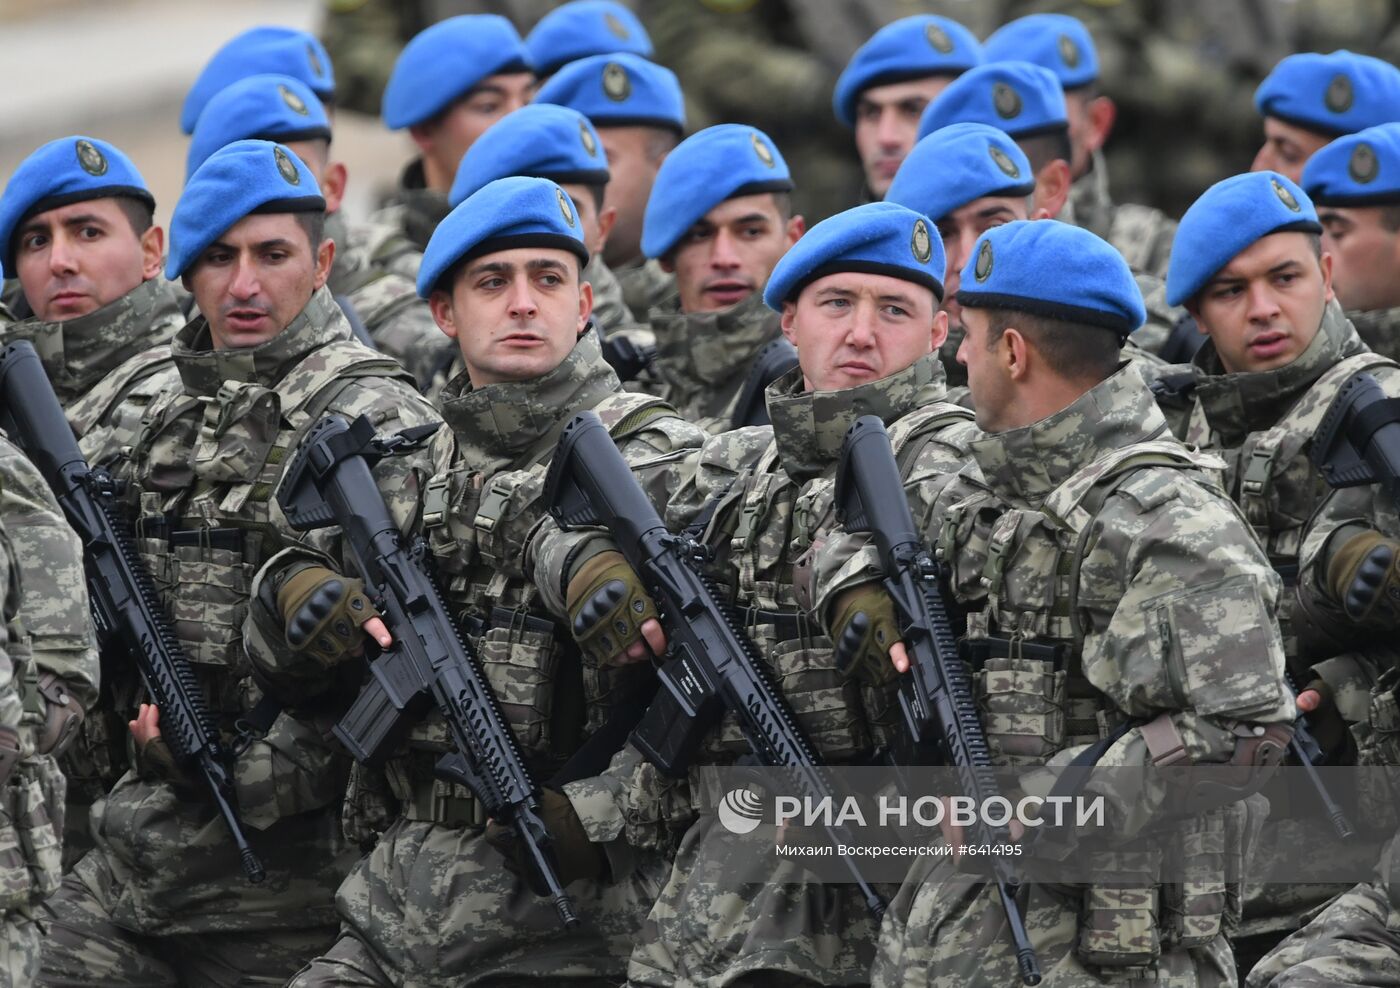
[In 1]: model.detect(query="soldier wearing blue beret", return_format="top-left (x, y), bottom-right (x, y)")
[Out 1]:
top-left (637, 123), bottom-right (805, 432)
top-left (1253, 50), bottom-right (1400, 184)
top-left (536, 52), bottom-right (686, 320)
top-left (832, 14), bottom-right (982, 200)
top-left (181, 25), bottom-right (336, 135)
top-left (376, 15), bottom-right (534, 254)
top-left (525, 0), bottom-right (653, 78)
top-left (1301, 123), bottom-right (1400, 361)
top-left (38, 137), bottom-right (440, 987)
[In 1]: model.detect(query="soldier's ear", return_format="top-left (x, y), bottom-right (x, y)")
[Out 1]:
top-left (595, 206), bottom-right (618, 253)
top-left (577, 277), bottom-right (594, 334)
top-left (1085, 95), bottom-right (1117, 154)
top-left (140, 226), bottom-right (164, 282)
top-left (1031, 159), bottom-right (1071, 221)
top-left (779, 300), bottom-right (798, 345)
top-left (1319, 249), bottom-right (1334, 302)
top-left (313, 238), bottom-right (335, 290)
top-left (930, 307), bottom-right (948, 352)
top-left (785, 215), bottom-right (806, 247)
top-left (319, 162), bottom-right (348, 214)
top-left (429, 288), bottom-right (459, 340)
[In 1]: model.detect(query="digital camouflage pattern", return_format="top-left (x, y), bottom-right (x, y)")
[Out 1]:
top-left (812, 362), bottom-right (1293, 987)
top-left (586, 252), bottom-right (654, 346)
top-left (369, 160), bottom-right (451, 255)
top-left (1069, 149), bottom-right (1178, 282)
top-left (38, 286), bottom-right (439, 987)
top-left (1347, 304), bottom-right (1400, 364)
top-left (616, 258), bottom-right (675, 325)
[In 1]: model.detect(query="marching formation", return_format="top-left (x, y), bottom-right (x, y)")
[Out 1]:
top-left (2, 3), bottom-right (1400, 986)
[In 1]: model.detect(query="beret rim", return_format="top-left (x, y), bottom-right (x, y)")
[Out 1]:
top-left (9, 185), bottom-right (156, 269)
top-left (732, 177), bottom-right (796, 198)
top-left (587, 114), bottom-right (686, 135)
top-left (248, 196), bottom-right (328, 216)
top-left (959, 179), bottom-right (1038, 207)
top-left (839, 66), bottom-right (967, 125)
top-left (954, 290), bottom-right (1137, 338)
top-left (1000, 120), bottom-right (1069, 141)
top-left (521, 166), bottom-right (612, 188)
top-left (389, 55), bottom-right (533, 129)
top-left (247, 125), bottom-right (334, 146)
top-left (785, 258), bottom-right (944, 306)
top-left (1309, 189), bottom-right (1400, 207)
top-left (431, 232), bottom-right (590, 294)
top-left (1258, 106), bottom-right (1350, 139)
top-left (1167, 216), bottom-right (1323, 305)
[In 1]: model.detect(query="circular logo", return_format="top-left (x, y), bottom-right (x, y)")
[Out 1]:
top-left (602, 62), bottom-right (631, 102)
top-left (925, 22), bottom-right (954, 54)
top-left (717, 787), bottom-right (764, 835)
top-left (279, 84), bottom-right (310, 116)
top-left (604, 11), bottom-right (630, 39)
top-left (557, 187), bottom-right (576, 227)
top-left (74, 139), bottom-right (107, 177)
top-left (1058, 34), bottom-right (1081, 69)
top-left (274, 146), bottom-right (301, 185)
top-left (988, 144), bottom-right (1021, 179)
top-left (1271, 177), bottom-right (1301, 212)
top-left (911, 219), bottom-right (933, 263)
top-left (579, 120), bottom-right (598, 157)
top-left (307, 42), bottom-right (326, 80)
top-left (993, 82), bottom-right (1022, 120)
top-left (975, 239), bottom-right (994, 282)
top-left (752, 132), bottom-right (776, 168)
top-left (1350, 142), bottom-right (1380, 184)
top-left (1325, 72), bottom-right (1354, 114)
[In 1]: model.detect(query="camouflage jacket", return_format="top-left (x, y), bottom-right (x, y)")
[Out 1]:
top-left (1348, 305), bottom-right (1400, 364)
top-left (370, 158), bottom-right (450, 254)
top-left (638, 290), bottom-right (784, 433)
top-left (615, 257), bottom-right (675, 324)
top-left (83, 287), bottom-right (438, 935)
top-left (1068, 149), bottom-right (1178, 282)
top-left (557, 352), bottom-right (979, 857)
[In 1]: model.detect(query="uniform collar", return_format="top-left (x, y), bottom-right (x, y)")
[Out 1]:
top-left (648, 289), bottom-right (782, 388)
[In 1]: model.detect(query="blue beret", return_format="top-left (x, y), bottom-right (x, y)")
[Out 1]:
top-left (832, 16), bottom-right (982, 128)
top-left (957, 220), bottom-right (1144, 338)
top-left (887, 123), bottom-right (1035, 222)
top-left (764, 201), bottom-right (945, 309)
top-left (450, 104), bottom-right (609, 207)
top-left (534, 52), bottom-right (685, 134)
top-left (918, 61), bottom-right (1067, 142)
top-left (641, 124), bottom-right (792, 259)
top-left (383, 15), bottom-right (530, 130)
top-left (1302, 123), bottom-right (1400, 206)
top-left (0, 136), bottom-right (154, 272)
top-left (418, 176), bottom-right (588, 297)
top-left (983, 14), bottom-right (1099, 90)
top-left (1255, 50), bottom-right (1400, 138)
top-left (186, 75), bottom-right (331, 181)
top-left (525, 1), bottom-right (653, 77)
top-left (167, 140), bottom-right (325, 280)
top-left (181, 26), bottom-right (334, 134)
top-left (1166, 171), bottom-right (1321, 306)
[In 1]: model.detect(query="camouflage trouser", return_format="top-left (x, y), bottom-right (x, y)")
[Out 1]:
top-left (288, 817), bottom-right (669, 988)
top-left (873, 860), bottom-right (1235, 988)
top-left (1244, 878), bottom-right (1400, 987)
top-left (0, 912), bottom-right (40, 987)
top-left (37, 869), bottom-right (335, 987)
top-left (626, 816), bottom-right (889, 987)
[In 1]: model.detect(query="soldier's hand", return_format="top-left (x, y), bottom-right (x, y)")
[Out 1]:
top-left (485, 789), bottom-right (606, 892)
top-left (830, 583), bottom-right (902, 685)
top-left (129, 703), bottom-right (192, 788)
top-left (277, 565), bottom-right (383, 666)
top-left (566, 549), bottom-right (664, 665)
top-left (1326, 530), bottom-right (1400, 629)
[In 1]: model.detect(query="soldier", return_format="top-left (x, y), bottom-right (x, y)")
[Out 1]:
top-left (1301, 122), bottom-right (1400, 362)
top-left (0, 439), bottom-right (97, 986)
top-left (534, 52), bottom-right (686, 322)
top-left (37, 139), bottom-right (439, 987)
top-left (1153, 170), bottom-right (1400, 976)
top-left (524, 0), bottom-right (653, 78)
top-left (0, 137), bottom-right (183, 868)
top-left (813, 219), bottom-right (1294, 987)
top-left (831, 14), bottom-right (982, 202)
top-left (179, 25), bottom-right (336, 135)
top-left (187, 73), bottom-right (451, 387)
top-left (376, 14), bottom-right (533, 253)
top-left (541, 198), bottom-right (977, 987)
top-left (238, 175), bottom-right (703, 986)
top-left (1252, 50), bottom-right (1400, 184)
top-left (984, 12), bottom-right (1178, 280)
top-left (634, 123), bottom-right (804, 432)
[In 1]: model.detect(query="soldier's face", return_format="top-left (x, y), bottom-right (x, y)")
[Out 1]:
top-left (936, 196), bottom-right (1028, 331)
top-left (956, 306), bottom-right (1015, 431)
top-left (854, 77), bottom-right (954, 198)
top-left (1252, 117), bottom-right (1331, 183)
top-left (14, 198), bottom-right (162, 322)
top-left (419, 72), bottom-right (535, 190)
top-left (596, 125), bottom-right (670, 265)
top-left (184, 213), bottom-right (334, 351)
top-left (429, 247), bottom-right (592, 388)
top-left (1189, 232), bottom-right (1334, 374)
top-left (1318, 205), bottom-right (1400, 313)
top-left (663, 194), bottom-right (804, 314)
top-left (781, 271), bottom-right (945, 393)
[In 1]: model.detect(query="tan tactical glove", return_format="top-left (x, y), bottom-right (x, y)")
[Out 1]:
top-left (277, 566), bottom-right (380, 667)
top-left (484, 788), bottom-right (606, 891)
top-left (566, 550), bottom-right (659, 666)
top-left (829, 583), bottom-right (902, 687)
top-left (1326, 530), bottom-right (1400, 630)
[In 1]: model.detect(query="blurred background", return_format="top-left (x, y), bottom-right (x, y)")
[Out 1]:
top-left (7, 0), bottom-right (1400, 229)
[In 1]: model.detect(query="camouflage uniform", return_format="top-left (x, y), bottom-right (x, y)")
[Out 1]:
top-left (616, 258), bottom-right (676, 325)
top-left (814, 362), bottom-right (1294, 987)
top-left (1069, 149), bottom-right (1178, 282)
top-left (0, 435), bottom-right (97, 986)
top-left (1347, 305), bottom-right (1400, 365)
top-left (37, 287), bottom-right (439, 988)
top-left (262, 331), bottom-right (703, 986)
top-left (0, 277), bottom-right (183, 868)
top-left (545, 352), bottom-right (978, 987)
top-left (586, 252), bottom-right (653, 347)
top-left (370, 160), bottom-right (451, 255)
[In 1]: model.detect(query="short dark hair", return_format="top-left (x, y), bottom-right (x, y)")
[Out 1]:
top-left (1304, 230), bottom-right (1322, 258)
top-left (982, 306), bottom-right (1121, 383)
top-left (294, 210), bottom-right (327, 253)
top-left (1017, 128), bottom-right (1072, 173)
top-left (114, 196), bottom-right (154, 238)
top-left (1379, 207), bottom-right (1400, 233)
top-left (645, 127), bottom-right (680, 162)
top-left (581, 182), bottom-right (606, 213)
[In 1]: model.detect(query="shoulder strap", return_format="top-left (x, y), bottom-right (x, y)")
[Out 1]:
top-left (68, 345), bottom-right (175, 436)
top-left (282, 340), bottom-right (416, 433)
top-left (730, 338), bottom-right (799, 430)
top-left (887, 401), bottom-right (976, 477)
top-left (1041, 439), bottom-right (1212, 537)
